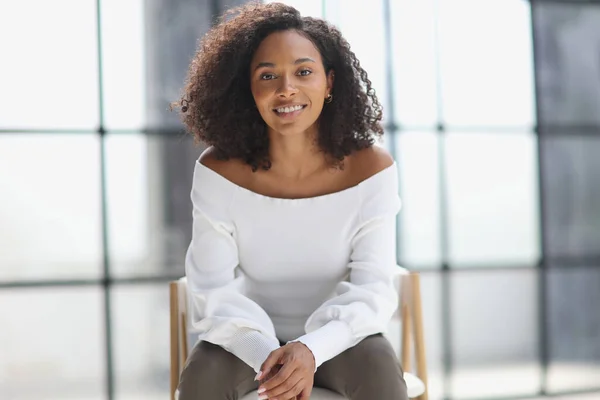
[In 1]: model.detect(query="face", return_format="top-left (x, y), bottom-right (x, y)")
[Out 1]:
top-left (250, 30), bottom-right (334, 137)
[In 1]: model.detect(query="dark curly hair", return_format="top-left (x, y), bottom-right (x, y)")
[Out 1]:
top-left (174, 1), bottom-right (384, 171)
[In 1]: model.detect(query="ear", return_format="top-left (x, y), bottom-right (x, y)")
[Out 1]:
top-left (326, 69), bottom-right (335, 95)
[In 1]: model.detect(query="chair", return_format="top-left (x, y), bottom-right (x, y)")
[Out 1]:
top-left (170, 270), bottom-right (429, 400)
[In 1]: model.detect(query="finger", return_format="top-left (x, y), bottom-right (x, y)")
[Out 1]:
top-left (269, 379), bottom-right (304, 400)
top-left (264, 373), bottom-right (302, 399)
top-left (259, 362), bottom-right (298, 392)
top-left (261, 378), bottom-right (304, 400)
top-left (259, 365), bottom-right (280, 387)
top-left (298, 387), bottom-right (312, 400)
top-left (258, 349), bottom-right (283, 380)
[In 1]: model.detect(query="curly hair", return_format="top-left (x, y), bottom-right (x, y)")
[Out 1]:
top-left (174, 1), bottom-right (384, 171)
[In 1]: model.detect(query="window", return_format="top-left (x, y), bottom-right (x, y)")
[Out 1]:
top-left (3, 1), bottom-right (599, 399)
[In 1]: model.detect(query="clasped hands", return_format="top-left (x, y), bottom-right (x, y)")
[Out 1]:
top-left (255, 342), bottom-right (316, 400)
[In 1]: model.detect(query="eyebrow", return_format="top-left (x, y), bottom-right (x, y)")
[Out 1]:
top-left (254, 57), bottom-right (316, 71)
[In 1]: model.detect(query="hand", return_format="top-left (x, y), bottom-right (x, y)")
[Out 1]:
top-left (260, 365), bottom-right (300, 400)
top-left (257, 342), bottom-right (315, 400)
top-left (259, 364), bottom-right (281, 387)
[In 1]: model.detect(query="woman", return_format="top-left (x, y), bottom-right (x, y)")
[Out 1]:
top-left (174, 2), bottom-right (407, 399)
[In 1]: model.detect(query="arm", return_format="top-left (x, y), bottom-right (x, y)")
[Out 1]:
top-left (289, 166), bottom-right (401, 370)
top-left (186, 163), bottom-right (280, 372)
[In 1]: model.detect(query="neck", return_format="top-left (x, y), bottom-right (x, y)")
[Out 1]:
top-left (268, 127), bottom-right (326, 180)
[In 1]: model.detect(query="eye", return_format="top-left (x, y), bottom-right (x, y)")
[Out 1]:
top-left (260, 73), bottom-right (277, 80)
top-left (298, 69), bottom-right (312, 76)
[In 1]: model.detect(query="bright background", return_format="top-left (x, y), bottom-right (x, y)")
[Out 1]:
top-left (1, 1), bottom-right (599, 399)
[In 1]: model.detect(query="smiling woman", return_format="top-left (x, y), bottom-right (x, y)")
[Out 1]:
top-left (172, 2), bottom-right (408, 400)
top-left (173, 1), bottom-right (383, 172)
top-left (250, 31), bottom-right (333, 137)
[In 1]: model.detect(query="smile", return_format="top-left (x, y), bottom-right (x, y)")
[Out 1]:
top-left (273, 104), bottom-right (307, 119)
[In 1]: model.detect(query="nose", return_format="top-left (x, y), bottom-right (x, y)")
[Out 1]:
top-left (276, 75), bottom-right (298, 98)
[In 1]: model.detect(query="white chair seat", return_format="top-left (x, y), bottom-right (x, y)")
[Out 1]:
top-left (240, 372), bottom-right (425, 399)
top-left (404, 372), bottom-right (426, 398)
top-left (241, 387), bottom-right (344, 400)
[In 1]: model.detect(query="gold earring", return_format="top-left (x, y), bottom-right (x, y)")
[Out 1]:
top-left (325, 93), bottom-right (333, 104)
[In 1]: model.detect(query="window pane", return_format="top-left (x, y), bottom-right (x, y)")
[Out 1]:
top-left (105, 134), bottom-right (151, 276)
top-left (0, 287), bottom-right (104, 400)
top-left (541, 135), bottom-right (600, 260)
top-left (0, 134), bottom-right (102, 281)
top-left (438, 0), bottom-right (535, 128)
top-left (106, 134), bottom-right (197, 277)
top-left (112, 284), bottom-right (170, 400)
top-left (0, 0), bottom-right (99, 129)
top-left (390, 0), bottom-right (438, 128)
top-left (445, 133), bottom-right (540, 267)
top-left (534, 3), bottom-right (600, 126)
top-left (324, 0), bottom-right (388, 122)
top-left (396, 132), bottom-right (441, 268)
top-left (450, 270), bottom-right (541, 398)
top-left (100, 0), bottom-right (146, 130)
top-left (264, 0), bottom-right (323, 18)
top-left (547, 267), bottom-right (600, 393)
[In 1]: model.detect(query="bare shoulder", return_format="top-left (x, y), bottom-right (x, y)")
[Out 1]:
top-left (348, 145), bottom-right (395, 183)
top-left (198, 146), bottom-right (251, 185)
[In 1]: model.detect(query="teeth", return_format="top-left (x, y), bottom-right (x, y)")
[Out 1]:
top-left (276, 105), bottom-right (304, 113)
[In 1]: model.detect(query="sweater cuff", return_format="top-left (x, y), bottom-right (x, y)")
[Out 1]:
top-left (289, 320), bottom-right (355, 371)
top-left (226, 329), bottom-right (281, 372)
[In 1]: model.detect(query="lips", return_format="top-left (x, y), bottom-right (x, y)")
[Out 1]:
top-left (273, 104), bottom-right (307, 113)
top-left (272, 104), bottom-right (307, 119)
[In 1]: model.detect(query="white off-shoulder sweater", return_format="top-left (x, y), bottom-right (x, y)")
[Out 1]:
top-left (185, 160), bottom-right (402, 373)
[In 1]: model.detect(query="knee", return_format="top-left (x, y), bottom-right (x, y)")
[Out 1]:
top-left (347, 337), bottom-right (408, 397)
top-left (177, 342), bottom-right (248, 400)
top-left (178, 355), bottom-right (232, 400)
top-left (352, 353), bottom-right (408, 399)
top-left (352, 336), bottom-right (401, 373)
top-left (356, 346), bottom-right (403, 382)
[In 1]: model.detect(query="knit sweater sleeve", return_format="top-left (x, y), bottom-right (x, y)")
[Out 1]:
top-left (290, 164), bottom-right (402, 370)
top-left (185, 162), bottom-right (280, 372)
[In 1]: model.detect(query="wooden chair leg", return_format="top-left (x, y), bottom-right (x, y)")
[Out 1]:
top-left (180, 312), bottom-right (189, 369)
top-left (411, 274), bottom-right (429, 400)
top-left (169, 282), bottom-right (180, 400)
top-left (401, 303), bottom-right (412, 372)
